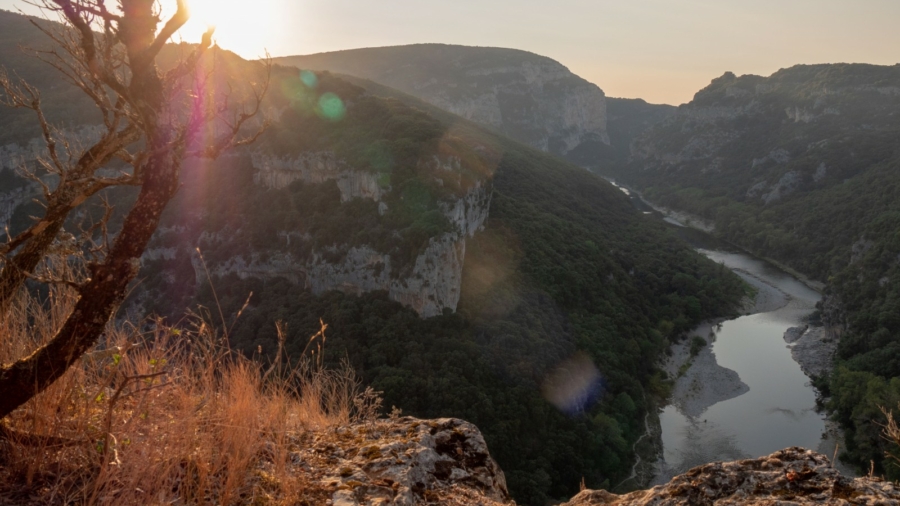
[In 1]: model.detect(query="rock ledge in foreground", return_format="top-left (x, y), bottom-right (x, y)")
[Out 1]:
top-left (564, 447), bottom-right (900, 505)
top-left (305, 417), bottom-right (511, 506)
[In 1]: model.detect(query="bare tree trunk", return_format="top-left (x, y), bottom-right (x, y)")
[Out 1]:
top-left (0, 129), bottom-right (178, 419)
top-left (0, 0), bottom-right (266, 419)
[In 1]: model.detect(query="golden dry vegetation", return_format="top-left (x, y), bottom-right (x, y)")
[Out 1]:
top-left (0, 283), bottom-right (379, 505)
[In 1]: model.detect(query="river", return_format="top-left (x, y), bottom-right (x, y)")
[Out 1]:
top-left (607, 181), bottom-right (853, 485)
top-left (654, 243), bottom-right (834, 483)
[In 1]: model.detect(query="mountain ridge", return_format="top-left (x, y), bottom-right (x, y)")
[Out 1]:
top-left (273, 44), bottom-right (610, 157)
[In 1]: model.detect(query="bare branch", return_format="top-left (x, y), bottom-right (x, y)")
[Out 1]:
top-left (142, 0), bottom-right (190, 66)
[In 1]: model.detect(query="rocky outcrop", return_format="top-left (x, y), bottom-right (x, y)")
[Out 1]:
top-left (299, 417), bottom-right (511, 506)
top-left (299, 422), bottom-right (898, 506)
top-left (273, 44), bottom-right (609, 156)
top-left (304, 181), bottom-right (491, 317)
top-left (252, 151), bottom-right (385, 202)
top-left (197, 154), bottom-right (493, 318)
top-left (564, 448), bottom-right (900, 505)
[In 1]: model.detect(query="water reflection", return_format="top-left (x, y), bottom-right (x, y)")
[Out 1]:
top-left (654, 242), bottom-right (827, 483)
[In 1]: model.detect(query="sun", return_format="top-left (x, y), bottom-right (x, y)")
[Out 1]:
top-left (185, 0), bottom-right (226, 30)
top-left (164, 0), bottom-right (276, 59)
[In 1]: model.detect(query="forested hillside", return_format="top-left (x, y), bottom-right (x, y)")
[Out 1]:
top-left (0, 9), bottom-right (747, 503)
top-left (156, 73), bottom-right (747, 503)
top-left (612, 63), bottom-right (900, 477)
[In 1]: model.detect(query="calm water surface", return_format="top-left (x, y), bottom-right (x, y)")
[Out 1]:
top-left (653, 248), bottom-right (826, 483)
top-left (606, 181), bottom-right (838, 483)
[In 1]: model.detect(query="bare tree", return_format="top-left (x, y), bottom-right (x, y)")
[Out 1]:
top-left (0, 0), bottom-right (268, 419)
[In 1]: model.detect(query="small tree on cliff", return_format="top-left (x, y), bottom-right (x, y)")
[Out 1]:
top-left (0, 0), bottom-right (268, 419)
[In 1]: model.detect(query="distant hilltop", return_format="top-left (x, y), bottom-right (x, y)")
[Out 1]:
top-left (274, 44), bottom-right (610, 157)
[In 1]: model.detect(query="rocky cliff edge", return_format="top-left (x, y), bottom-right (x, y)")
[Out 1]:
top-left (312, 419), bottom-right (899, 505)
top-left (566, 447), bottom-right (899, 506)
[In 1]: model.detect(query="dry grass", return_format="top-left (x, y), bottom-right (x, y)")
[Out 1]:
top-left (0, 285), bottom-right (378, 505)
top-left (884, 405), bottom-right (900, 470)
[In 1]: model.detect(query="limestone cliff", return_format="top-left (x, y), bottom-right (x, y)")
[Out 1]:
top-left (252, 151), bottom-right (385, 202)
top-left (273, 44), bottom-right (609, 156)
top-left (0, 125), bottom-right (108, 230)
top-left (188, 151), bottom-right (492, 318)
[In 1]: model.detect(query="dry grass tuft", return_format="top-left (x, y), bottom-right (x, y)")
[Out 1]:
top-left (883, 405), bottom-right (900, 470)
top-left (0, 286), bottom-right (377, 505)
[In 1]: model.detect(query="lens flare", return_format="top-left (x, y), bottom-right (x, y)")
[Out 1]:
top-left (542, 353), bottom-right (604, 415)
top-left (317, 93), bottom-right (346, 121)
top-left (300, 70), bottom-right (318, 89)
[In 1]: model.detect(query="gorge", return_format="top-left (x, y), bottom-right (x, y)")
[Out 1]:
top-left (2, 6), bottom-right (900, 504)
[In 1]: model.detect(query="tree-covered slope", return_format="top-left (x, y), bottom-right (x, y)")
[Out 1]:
top-left (1, 11), bottom-right (747, 503)
top-left (613, 63), bottom-right (900, 477)
top-left (163, 76), bottom-right (745, 503)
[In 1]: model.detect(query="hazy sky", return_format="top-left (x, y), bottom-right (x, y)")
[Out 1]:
top-left (2, 0), bottom-right (899, 104)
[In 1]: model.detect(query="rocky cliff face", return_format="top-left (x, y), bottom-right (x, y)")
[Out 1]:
top-left (0, 125), bottom-right (107, 230)
top-left (252, 151), bottom-right (385, 202)
top-left (273, 44), bottom-right (609, 157)
top-left (191, 151), bottom-right (491, 318)
top-left (421, 60), bottom-right (609, 155)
